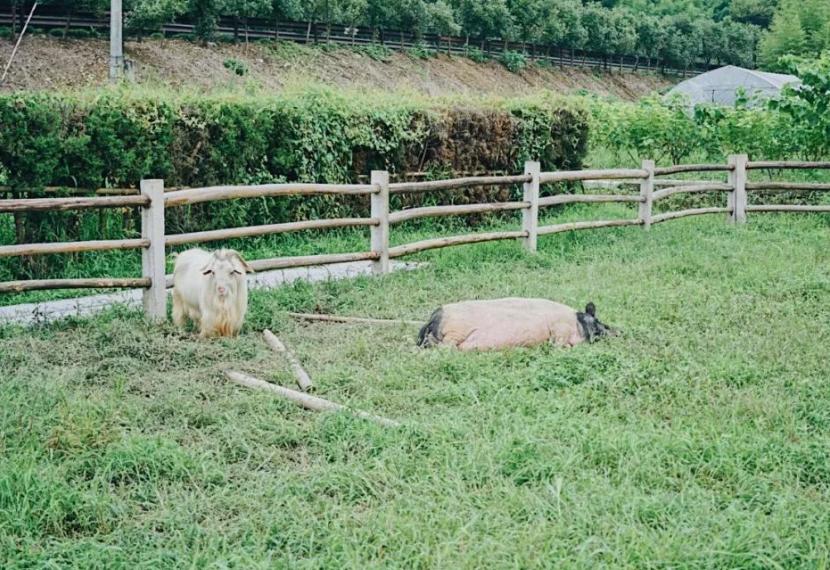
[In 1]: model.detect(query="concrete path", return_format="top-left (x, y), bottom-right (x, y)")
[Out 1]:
top-left (0, 260), bottom-right (421, 326)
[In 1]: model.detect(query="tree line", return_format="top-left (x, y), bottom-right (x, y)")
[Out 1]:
top-left (9, 0), bottom-right (763, 69)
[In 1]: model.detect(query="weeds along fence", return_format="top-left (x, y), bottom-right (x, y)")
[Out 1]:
top-left (1, 153), bottom-right (829, 320)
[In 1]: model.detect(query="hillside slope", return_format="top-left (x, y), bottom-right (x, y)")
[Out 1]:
top-left (0, 37), bottom-right (675, 99)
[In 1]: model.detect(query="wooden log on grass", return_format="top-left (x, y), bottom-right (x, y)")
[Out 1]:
top-left (288, 312), bottom-right (422, 326)
top-left (224, 370), bottom-right (400, 428)
top-left (263, 329), bottom-right (313, 392)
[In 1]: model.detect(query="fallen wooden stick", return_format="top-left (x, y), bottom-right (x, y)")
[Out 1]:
top-left (262, 329), bottom-right (313, 392)
top-left (288, 312), bottom-right (422, 326)
top-left (225, 370), bottom-right (400, 428)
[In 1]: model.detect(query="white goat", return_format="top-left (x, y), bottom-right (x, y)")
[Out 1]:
top-left (172, 248), bottom-right (254, 338)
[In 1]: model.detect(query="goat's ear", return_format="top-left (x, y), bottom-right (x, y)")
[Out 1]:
top-left (585, 302), bottom-right (596, 317)
top-left (230, 250), bottom-right (255, 273)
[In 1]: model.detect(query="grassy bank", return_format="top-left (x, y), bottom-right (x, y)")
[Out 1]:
top-left (2, 210), bottom-right (829, 567)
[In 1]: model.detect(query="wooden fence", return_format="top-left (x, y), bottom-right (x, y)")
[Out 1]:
top-left (1, 154), bottom-right (829, 320)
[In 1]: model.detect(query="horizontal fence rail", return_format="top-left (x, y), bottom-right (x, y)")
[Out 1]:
top-left (389, 175), bottom-right (531, 194)
top-left (2, 154), bottom-right (829, 321)
top-left (538, 219), bottom-right (643, 235)
top-left (164, 183), bottom-right (376, 207)
top-left (539, 169), bottom-right (647, 184)
top-left (388, 231), bottom-right (527, 258)
top-left (652, 207), bottom-right (732, 225)
top-left (653, 164), bottom-right (734, 176)
top-left (652, 183), bottom-right (733, 201)
top-left (539, 194), bottom-right (643, 207)
top-left (0, 195), bottom-right (149, 213)
top-left (389, 202), bottom-right (528, 224)
top-left (747, 161), bottom-right (830, 170)
top-left (166, 218), bottom-right (378, 246)
top-left (0, 277), bottom-right (151, 293)
top-left (0, 238), bottom-right (149, 258)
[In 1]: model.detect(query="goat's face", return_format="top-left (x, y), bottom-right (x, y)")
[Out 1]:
top-left (201, 249), bottom-right (253, 300)
top-left (577, 302), bottom-right (618, 343)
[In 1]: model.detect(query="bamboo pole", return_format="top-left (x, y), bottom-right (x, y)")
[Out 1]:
top-left (389, 201), bottom-right (528, 224)
top-left (0, 238), bottom-right (148, 258)
top-left (538, 194), bottom-right (643, 207)
top-left (389, 175), bottom-right (531, 194)
top-left (652, 183), bottom-right (732, 201)
top-left (262, 329), bottom-right (313, 392)
top-left (164, 183), bottom-right (376, 207)
top-left (0, 277), bottom-right (150, 293)
top-left (288, 312), bottom-right (422, 326)
top-left (247, 251), bottom-right (379, 272)
top-left (224, 371), bottom-right (400, 428)
top-left (0, 195), bottom-right (149, 213)
top-left (537, 219), bottom-right (642, 236)
top-left (388, 230), bottom-right (526, 258)
top-left (651, 207), bottom-right (731, 225)
top-left (166, 218), bottom-right (377, 247)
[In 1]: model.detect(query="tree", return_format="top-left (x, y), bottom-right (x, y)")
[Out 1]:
top-left (425, 1), bottom-right (460, 36)
top-left (189, 0), bottom-right (222, 41)
top-left (452, 0), bottom-right (513, 45)
top-left (759, 2), bottom-right (808, 69)
top-left (124, 0), bottom-right (187, 37)
top-left (634, 14), bottom-right (666, 67)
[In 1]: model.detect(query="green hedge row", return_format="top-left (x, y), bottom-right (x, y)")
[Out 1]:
top-left (0, 90), bottom-right (588, 191)
top-left (0, 90), bottom-right (588, 278)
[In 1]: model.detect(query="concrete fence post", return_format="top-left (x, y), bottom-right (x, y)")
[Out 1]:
top-left (639, 159), bottom-right (655, 230)
top-left (370, 170), bottom-right (390, 275)
top-left (728, 154), bottom-right (748, 224)
top-left (140, 179), bottom-right (166, 321)
top-left (522, 160), bottom-right (541, 252)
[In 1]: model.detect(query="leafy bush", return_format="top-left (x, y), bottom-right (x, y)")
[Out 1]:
top-left (406, 42), bottom-right (437, 60)
top-left (465, 46), bottom-right (488, 63)
top-left (352, 44), bottom-right (393, 62)
top-left (500, 50), bottom-right (527, 73)
top-left (0, 27), bottom-right (11, 40)
top-left (222, 58), bottom-right (248, 76)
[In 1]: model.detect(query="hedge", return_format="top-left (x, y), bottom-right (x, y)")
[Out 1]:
top-left (0, 90), bottom-right (589, 277)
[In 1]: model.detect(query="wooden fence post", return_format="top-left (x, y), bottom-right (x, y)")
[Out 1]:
top-left (728, 154), bottom-right (748, 224)
top-left (140, 179), bottom-right (166, 321)
top-left (370, 170), bottom-right (390, 274)
top-left (522, 160), bottom-right (540, 252)
top-left (639, 159), bottom-right (655, 230)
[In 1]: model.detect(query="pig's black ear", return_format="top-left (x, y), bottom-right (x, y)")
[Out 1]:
top-left (585, 302), bottom-right (596, 317)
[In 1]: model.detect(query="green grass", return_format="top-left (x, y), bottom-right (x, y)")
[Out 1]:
top-left (2, 211), bottom-right (830, 567)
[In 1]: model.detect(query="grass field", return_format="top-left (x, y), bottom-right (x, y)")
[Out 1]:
top-left (2, 211), bottom-right (830, 568)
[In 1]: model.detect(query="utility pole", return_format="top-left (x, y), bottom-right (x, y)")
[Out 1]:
top-left (109, 0), bottom-right (123, 82)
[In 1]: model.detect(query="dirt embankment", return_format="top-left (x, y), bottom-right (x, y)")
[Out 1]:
top-left (0, 36), bottom-right (675, 99)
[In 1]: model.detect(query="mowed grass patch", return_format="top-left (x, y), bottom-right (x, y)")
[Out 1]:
top-left (1, 212), bottom-right (829, 568)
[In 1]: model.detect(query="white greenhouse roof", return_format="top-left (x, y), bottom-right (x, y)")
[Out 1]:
top-left (667, 65), bottom-right (801, 107)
